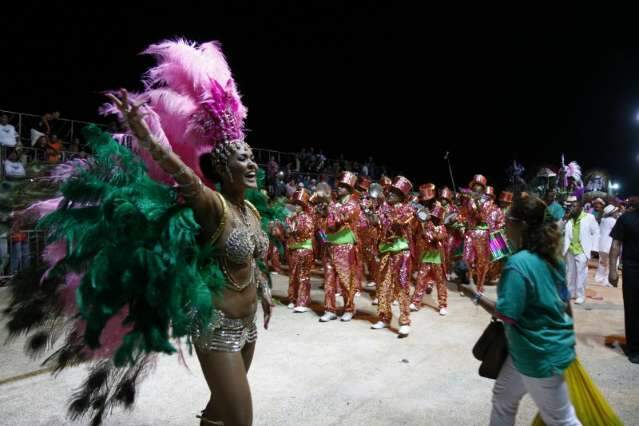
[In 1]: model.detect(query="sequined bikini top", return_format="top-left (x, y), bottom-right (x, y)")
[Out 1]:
top-left (210, 192), bottom-right (269, 291)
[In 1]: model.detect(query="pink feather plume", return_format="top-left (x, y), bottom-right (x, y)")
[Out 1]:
top-left (101, 38), bottom-right (247, 189)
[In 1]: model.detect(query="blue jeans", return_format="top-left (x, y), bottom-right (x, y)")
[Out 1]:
top-left (10, 240), bottom-right (31, 274)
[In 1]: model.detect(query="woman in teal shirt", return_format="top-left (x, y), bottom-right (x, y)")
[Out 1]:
top-left (463, 195), bottom-right (580, 426)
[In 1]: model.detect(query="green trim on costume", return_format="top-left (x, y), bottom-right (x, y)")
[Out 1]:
top-left (421, 250), bottom-right (442, 264)
top-left (379, 238), bottom-right (409, 254)
top-left (327, 228), bottom-right (357, 245)
top-left (289, 239), bottom-right (313, 250)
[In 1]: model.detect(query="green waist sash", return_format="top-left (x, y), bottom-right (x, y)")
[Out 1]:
top-left (421, 249), bottom-right (442, 264)
top-left (289, 239), bottom-right (313, 250)
top-left (379, 238), bottom-right (409, 254)
top-left (326, 228), bottom-right (357, 245)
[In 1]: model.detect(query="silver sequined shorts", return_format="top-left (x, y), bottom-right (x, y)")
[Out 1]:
top-left (192, 309), bottom-right (258, 352)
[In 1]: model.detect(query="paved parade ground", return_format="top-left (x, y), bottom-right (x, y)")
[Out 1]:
top-left (1, 270), bottom-right (637, 425)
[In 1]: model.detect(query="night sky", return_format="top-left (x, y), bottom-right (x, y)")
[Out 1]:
top-left (3, 3), bottom-right (639, 195)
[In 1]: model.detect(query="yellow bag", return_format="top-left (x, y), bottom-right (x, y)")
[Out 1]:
top-left (532, 358), bottom-right (623, 426)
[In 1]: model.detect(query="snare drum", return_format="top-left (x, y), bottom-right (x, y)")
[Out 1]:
top-left (489, 229), bottom-right (511, 262)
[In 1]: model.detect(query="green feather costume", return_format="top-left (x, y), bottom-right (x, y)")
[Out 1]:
top-left (4, 38), bottom-right (290, 425)
top-left (4, 125), bottom-right (287, 425)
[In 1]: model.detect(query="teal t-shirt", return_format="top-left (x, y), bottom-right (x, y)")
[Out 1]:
top-left (495, 250), bottom-right (576, 378)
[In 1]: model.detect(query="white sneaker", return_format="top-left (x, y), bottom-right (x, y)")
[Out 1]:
top-left (409, 303), bottom-right (419, 312)
top-left (336, 293), bottom-right (342, 297)
top-left (372, 298), bottom-right (379, 305)
top-left (575, 297), bottom-right (585, 305)
top-left (355, 291), bottom-right (361, 297)
top-left (371, 321), bottom-right (389, 329)
top-left (341, 312), bottom-right (353, 322)
top-left (366, 281), bottom-right (377, 289)
top-left (319, 312), bottom-right (338, 322)
top-left (287, 303), bottom-right (295, 309)
top-left (398, 325), bottom-right (410, 336)
top-left (439, 307), bottom-right (448, 316)
top-left (392, 300), bottom-right (399, 306)
top-left (293, 306), bottom-right (310, 313)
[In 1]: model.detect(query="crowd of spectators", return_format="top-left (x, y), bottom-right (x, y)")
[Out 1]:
top-left (0, 110), bottom-right (394, 278)
top-left (1, 112), bottom-right (91, 180)
top-left (264, 148), bottom-right (391, 197)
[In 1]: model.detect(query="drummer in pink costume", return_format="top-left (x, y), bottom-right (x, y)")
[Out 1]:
top-left (439, 187), bottom-right (463, 278)
top-left (462, 174), bottom-right (492, 294)
top-left (355, 176), bottom-right (379, 290)
top-left (371, 176), bottom-right (415, 337)
top-left (285, 189), bottom-right (316, 313)
top-left (411, 204), bottom-right (449, 315)
top-left (319, 171), bottom-right (361, 323)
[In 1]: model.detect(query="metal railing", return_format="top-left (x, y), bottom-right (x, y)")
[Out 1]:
top-left (0, 110), bottom-right (383, 178)
top-left (0, 109), bottom-right (105, 147)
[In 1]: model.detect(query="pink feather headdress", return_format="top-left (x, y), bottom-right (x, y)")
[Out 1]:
top-left (102, 39), bottom-right (247, 187)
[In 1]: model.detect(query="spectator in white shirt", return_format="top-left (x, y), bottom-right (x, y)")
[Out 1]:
top-left (596, 204), bottom-right (619, 286)
top-left (4, 150), bottom-right (26, 179)
top-left (0, 114), bottom-right (19, 148)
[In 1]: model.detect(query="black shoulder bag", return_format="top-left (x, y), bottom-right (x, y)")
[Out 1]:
top-left (472, 317), bottom-right (508, 379)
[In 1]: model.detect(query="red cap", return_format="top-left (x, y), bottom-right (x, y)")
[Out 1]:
top-left (337, 171), bottom-right (357, 189)
top-left (379, 176), bottom-right (392, 189)
top-left (356, 176), bottom-right (371, 192)
top-left (391, 176), bottom-right (413, 196)
top-left (419, 183), bottom-right (437, 202)
top-left (292, 189), bottom-right (310, 206)
top-left (499, 191), bottom-right (513, 204)
top-left (439, 187), bottom-right (454, 201)
top-left (469, 174), bottom-right (487, 189)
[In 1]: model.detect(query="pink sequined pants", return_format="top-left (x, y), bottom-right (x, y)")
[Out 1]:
top-left (324, 244), bottom-right (358, 313)
top-left (287, 248), bottom-right (314, 307)
top-left (463, 229), bottom-right (490, 293)
top-left (412, 262), bottom-right (447, 309)
top-left (360, 238), bottom-right (379, 283)
top-left (377, 250), bottom-right (411, 326)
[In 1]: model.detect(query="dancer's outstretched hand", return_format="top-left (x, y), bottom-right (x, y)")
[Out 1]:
top-left (106, 89), bottom-right (153, 143)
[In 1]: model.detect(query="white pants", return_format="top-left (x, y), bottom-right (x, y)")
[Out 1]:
top-left (566, 252), bottom-right (588, 300)
top-left (490, 356), bottom-right (581, 426)
top-left (595, 252), bottom-right (609, 284)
